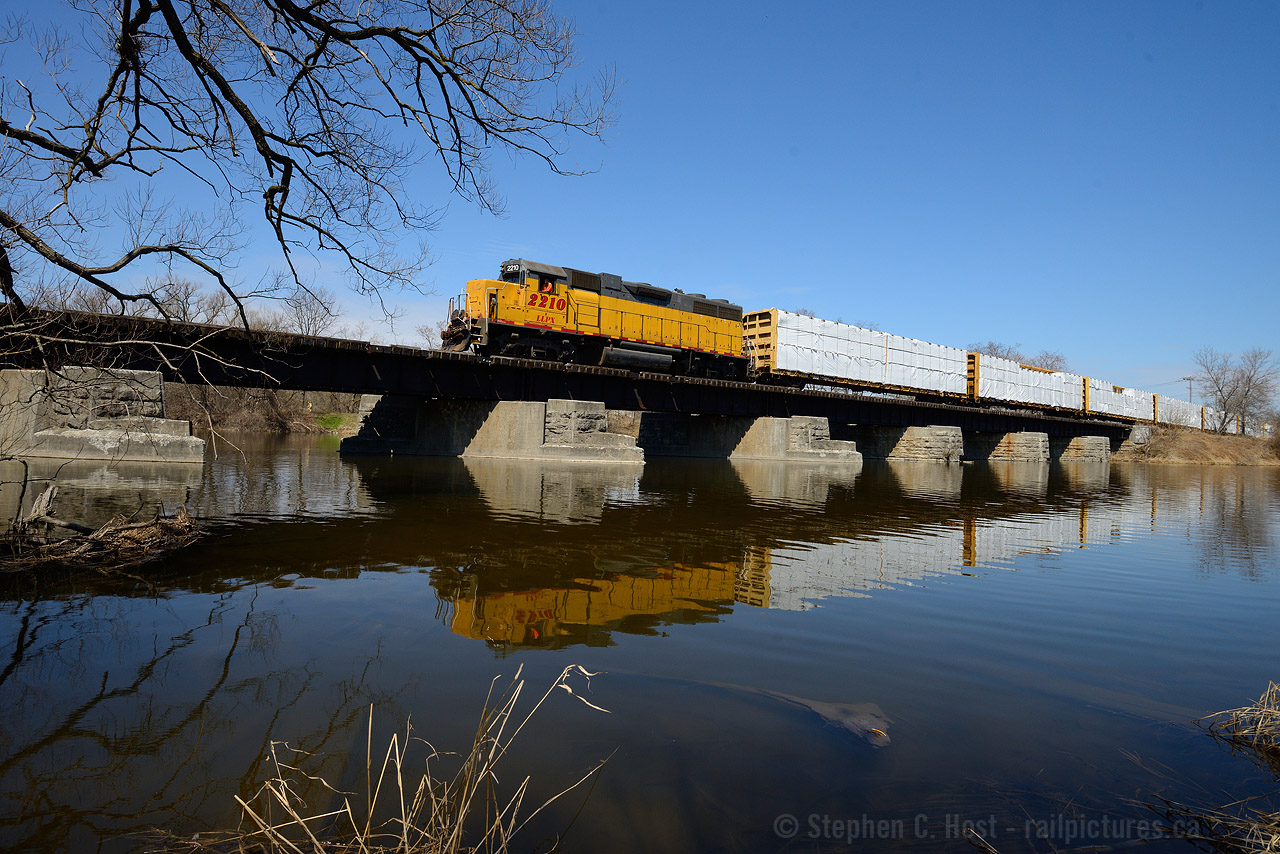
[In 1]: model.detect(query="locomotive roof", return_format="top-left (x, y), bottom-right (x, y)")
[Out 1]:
top-left (503, 259), bottom-right (566, 278)
top-left (501, 258), bottom-right (742, 318)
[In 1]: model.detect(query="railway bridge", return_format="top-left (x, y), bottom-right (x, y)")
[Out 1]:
top-left (0, 307), bottom-right (1133, 464)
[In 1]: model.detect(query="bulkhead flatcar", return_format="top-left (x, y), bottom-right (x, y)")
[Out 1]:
top-left (443, 259), bottom-right (749, 379)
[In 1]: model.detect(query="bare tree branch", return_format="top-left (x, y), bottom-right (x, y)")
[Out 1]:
top-left (1, 0), bottom-right (613, 331)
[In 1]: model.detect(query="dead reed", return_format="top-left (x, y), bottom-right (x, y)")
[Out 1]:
top-left (148, 664), bottom-right (611, 854)
top-left (1204, 683), bottom-right (1280, 776)
top-left (1157, 799), bottom-right (1280, 854)
top-left (1149, 684), bottom-right (1280, 854)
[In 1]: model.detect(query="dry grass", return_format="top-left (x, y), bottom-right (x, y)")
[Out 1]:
top-left (1205, 684), bottom-right (1280, 778)
top-left (1149, 684), bottom-right (1280, 854)
top-left (1158, 799), bottom-right (1280, 854)
top-left (1115, 425), bottom-right (1280, 466)
top-left (148, 665), bottom-right (611, 854)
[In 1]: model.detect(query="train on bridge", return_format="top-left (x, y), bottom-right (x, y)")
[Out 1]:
top-left (442, 259), bottom-right (1246, 434)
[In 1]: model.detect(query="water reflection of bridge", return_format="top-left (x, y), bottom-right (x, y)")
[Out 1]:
top-left (432, 458), bottom-right (1203, 646)
top-left (3, 452), bottom-right (1271, 649)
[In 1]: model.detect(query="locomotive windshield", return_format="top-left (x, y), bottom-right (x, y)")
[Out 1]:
top-left (500, 262), bottom-right (522, 283)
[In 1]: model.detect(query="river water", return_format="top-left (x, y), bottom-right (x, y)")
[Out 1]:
top-left (1, 436), bottom-right (1278, 853)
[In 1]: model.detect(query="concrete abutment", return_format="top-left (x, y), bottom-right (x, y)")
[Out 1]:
top-left (0, 368), bottom-right (205, 463)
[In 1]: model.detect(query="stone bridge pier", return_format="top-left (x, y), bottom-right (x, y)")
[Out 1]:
top-left (0, 368), bottom-right (205, 463)
top-left (341, 397), bottom-right (863, 463)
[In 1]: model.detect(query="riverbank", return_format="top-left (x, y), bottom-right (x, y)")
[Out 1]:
top-left (164, 383), bottom-right (362, 435)
top-left (1113, 425), bottom-right (1280, 466)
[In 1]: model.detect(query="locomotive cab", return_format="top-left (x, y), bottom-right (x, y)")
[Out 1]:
top-left (443, 259), bottom-right (568, 352)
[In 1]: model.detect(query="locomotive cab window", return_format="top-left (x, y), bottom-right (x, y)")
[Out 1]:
top-left (537, 276), bottom-right (559, 295)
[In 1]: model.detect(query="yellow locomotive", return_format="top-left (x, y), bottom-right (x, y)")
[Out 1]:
top-left (442, 259), bottom-right (749, 379)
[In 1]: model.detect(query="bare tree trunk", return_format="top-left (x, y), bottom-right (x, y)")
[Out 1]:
top-left (0, 242), bottom-right (24, 312)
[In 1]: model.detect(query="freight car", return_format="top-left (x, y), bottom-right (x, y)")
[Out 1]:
top-left (442, 259), bottom-right (749, 379)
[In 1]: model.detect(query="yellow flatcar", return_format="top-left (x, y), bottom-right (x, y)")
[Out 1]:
top-left (443, 259), bottom-right (748, 379)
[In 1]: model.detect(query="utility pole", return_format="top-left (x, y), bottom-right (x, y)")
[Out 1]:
top-left (1181, 375), bottom-right (1194, 403)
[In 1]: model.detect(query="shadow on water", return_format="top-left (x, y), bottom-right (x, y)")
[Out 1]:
top-left (1, 437), bottom-right (1278, 852)
top-left (0, 588), bottom-right (397, 852)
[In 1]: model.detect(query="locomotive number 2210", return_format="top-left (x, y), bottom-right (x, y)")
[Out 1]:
top-left (527, 293), bottom-right (567, 311)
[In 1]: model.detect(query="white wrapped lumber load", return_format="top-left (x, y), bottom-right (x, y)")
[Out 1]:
top-left (1157, 395), bottom-right (1200, 427)
top-left (1087, 380), bottom-right (1151, 421)
top-left (742, 307), bottom-right (1229, 431)
top-left (1203, 407), bottom-right (1225, 432)
top-left (745, 309), bottom-right (968, 396)
top-left (977, 355), bottom-right (1084, 410)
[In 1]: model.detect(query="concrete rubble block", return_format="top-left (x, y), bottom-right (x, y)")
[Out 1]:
top-left (537, 400), bottom-right (641, 460)
top-left (775, 415), bottom-right (862, 462)
top-left (856, 426), bottom-right (964, 462)
top-left (962, 431), bottom-right (1050, 462)
top-left (1, 368), bottom-right (204, 463)
top-left (1048, 435), bottom-right (1111, 463)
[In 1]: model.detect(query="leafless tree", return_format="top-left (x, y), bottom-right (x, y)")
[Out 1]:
top-left (1024, 350), bottom-right (1069, 371)
top-left (416, 318), bottom-right (450, 349)
top-left (968, 341), bottom-right (1070, 371)
top-left (969, 341), bottom-right (1026, 362)
top-left (282, 285), bottom-right (340, 338)
top-left (139, 279), bottom-right (234, 325)
top-left (1194, 347), bottom-right (1278, 434)
top-left (0, 0), bottom-right (614, 325)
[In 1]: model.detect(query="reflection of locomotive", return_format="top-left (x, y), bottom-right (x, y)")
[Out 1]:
top-left (442, 258), bottom-right (749, 379)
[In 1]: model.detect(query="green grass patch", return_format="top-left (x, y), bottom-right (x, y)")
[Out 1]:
top-left (313, 412), bottom-right (353, 431)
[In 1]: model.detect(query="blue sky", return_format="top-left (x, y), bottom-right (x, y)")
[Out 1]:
top-left (5, 1), bottom-right (1276, 398)
top-left (399, 0), bottom-right (1278, 397)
